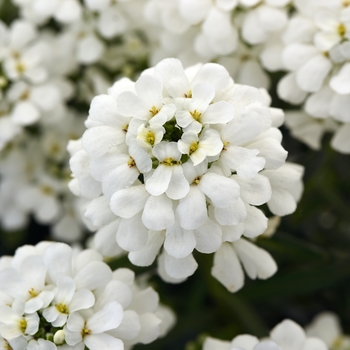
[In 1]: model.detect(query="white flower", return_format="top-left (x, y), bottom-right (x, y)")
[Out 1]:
top-left (64, 302), bottom-right (124, 349)
top-left (145, 141), bottom-right (190, 200)
top-left (203, 318), bottom-right (329, 350)
top-left (306, 312), bottom-right (350, 350)
top-left (70, 58), bottom-right (301, 290)
top-left (277, 2), bottom-right (350, 153)
top-left (269, 319), bottom-right (328, 350)
top-left (0, 242), bottom-right (173, 348)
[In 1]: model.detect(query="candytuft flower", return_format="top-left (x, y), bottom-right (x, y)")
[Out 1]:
top-left (0, 242), bottom-right (174, 349)
top-left (70, 57), bottom-right (303, 291)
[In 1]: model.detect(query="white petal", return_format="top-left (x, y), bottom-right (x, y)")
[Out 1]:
top-left (82, 126), bottom-right (123, 157)
top-left (44, 243), bottom-right (72, 284)
top-left (133, 313), bottom-right (161, 344)
top-left (247, 137), bottom-right (287, 170)
top-left (296, 55), bottom-right (332, 92)
top-left (331, 123), bottom-right (350, 154)
top-left (69, 289), bottom-right (95, 313)
top-left (88, 94), bottom-right (121, 127)
top-left (110, 185), bottom-right (149, 218)
top-left (191, 83), bottom-right (215, 111)
top-left (55, 0), bottom-right (82, 23)
top-left (55, 276), bottom-right (76, 305)
top-left (255, 340), bottom-right (281, 350)
top-left (221, 146), bottom-right (265, 178)
top-left (330, 63), bottom-right (350, 94)
top-left (164, 221), bottom-right (196, 259)
top-left (203, 337), bottom-right (231, 350)
top-left (142, 194), bottom-right (175, 230)
top-left (270, 319), bottom-right (306, 350)
top-left (221, 102), bottom-right (272, 145)
top-left (128, 231), bottom-right (165, 266)
top-left (117, 213), bottom-right (149, 251)
top-left (87, 301), bottom-right (123, 333)
top-left (202, 101), bottom-right (235, 124)
top-left (166, 165), bottom-right (190, 200)
top-left (194, 219), bottom-right (222, 254)
top-left (199, 173), bottom-right (240, 207)
top-left (84, 196), bottom-right (116, 228)
top-left (268, 187), bottom-right (298, 216)
top-left (231, 334), bottom-right (259, 349)
top-left (305, 86), bottom-right (333, 118)
top-left (243, 205), bottom-right (268, 238)
top-left (84, 333), bottom-right (123, 350)
top-left (117, 91), bottom-right (148, 119)
top-left (154, 58), bottom-right (190, 98)
top-left (233, 239), bottom-right (277, 279)
top-left (214, 198), bottom-right (247, 226)
top-left (330, 94), bottom-right (350, 123)
top-left (232, 174), bottom-right (271, 206)
top-left (176, 186), bottom-right (207, 230)
top-left (211, 243), bottom-right (244, 293)
top-left (109, 310), bottom-right (140, 340)
top-left (12, 101), bottom-right (40, 126)
top-left (145, 166), bottom-right (172, 197)
top-left (301, 338), bottom-right (327, 350)
top-left (129, 287), bottom-right (159, 314)
top-left (192, 62), bottom-right (231, 93)
top-left (164, 251), bottom-right (198, 279)
top-left (74, 261), bottom-right (112, 290)
top-left (77, 35), bottom-right (104, 64)
top-left (277, 73), bottom-right (308, 104)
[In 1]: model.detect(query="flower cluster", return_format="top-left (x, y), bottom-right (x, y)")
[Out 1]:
top-left (0, 0), bottom-right (148, 239)
top-left (278, 0), bottom-right (350, 153)
top-left (203, 318), bottom-right (328, 350)
top-left (143, 0), bottom-right (290, 89)
top-left (69, 57), bottom-right (304, 291)
top-left (0, 242), bottom-right (174, 349)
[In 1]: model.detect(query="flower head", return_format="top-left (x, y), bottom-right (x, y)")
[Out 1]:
top-left (70, 58), bottom-right (303, 291)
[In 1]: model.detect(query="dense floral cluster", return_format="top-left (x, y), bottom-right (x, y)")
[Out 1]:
top-left (203, 318), bottom-right (328, 350)
top-left (202, 312), bottom-right (350, 350)
top-left (279, 0), bottom-right (350, 153)
top-left (143, 0), bottom-right (290, 89)
top-left (0, 0), bottom-right (348, 348)
top-left (0, 0), bottom-right (148, 239)
top-left (0, 242), bottom-right (174, 349)
top-left (69, 57), bottom-right (304, 291)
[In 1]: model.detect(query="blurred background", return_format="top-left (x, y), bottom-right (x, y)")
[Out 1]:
top-left (1, 0), bottom-right (350, 349)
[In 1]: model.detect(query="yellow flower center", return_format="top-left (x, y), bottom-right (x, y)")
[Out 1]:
top-left (28, 288), bottom-right (39, 298)
top-left (338, 23), bottom-right (346, 37)
top-left (19, 319), bottom-right (27, 333)
top-left (343, 0), bottom-right (350, 6)
top-left (190, 110), bottom-right (202, 121)
top-left (149, 106), bottom-right (160, 117)
top-left (128, 157), bottom-right (136, 168)
top-left (189, 142), bottom-right (199, 155)
top-left (162, 157), bottom-right (180, 166)
top-left (81, 323), bottom-right (92, 337)
top-left (15, 61), bottom-right (26, 74)
top-left (184, 90), bottom-right (192, 98)
top-left (147, 131), bottom-right (155, 145)
top-left (56, 303), bottom-right (69, 314)
top-left (193, 176), bottom-right (201, 185)
top-left (40, 185), bottom-right (53, 195)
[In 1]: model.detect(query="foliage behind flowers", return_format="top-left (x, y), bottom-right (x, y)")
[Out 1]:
top-left (0, 0), bottom-right (350, 349)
